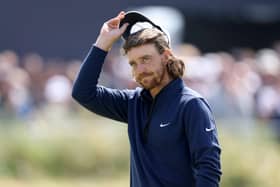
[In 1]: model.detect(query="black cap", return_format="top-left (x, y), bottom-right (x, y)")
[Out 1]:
top-left (119, 11), bottom-right (170, 44)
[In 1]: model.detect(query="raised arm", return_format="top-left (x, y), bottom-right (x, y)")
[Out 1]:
top-left (72, 12), bottom-right (132, 123)
top-left (95, 11), bottom-right (128, 51)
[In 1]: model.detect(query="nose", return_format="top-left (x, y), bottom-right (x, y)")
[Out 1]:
top-left (134, 63), bottom-right (146, 76)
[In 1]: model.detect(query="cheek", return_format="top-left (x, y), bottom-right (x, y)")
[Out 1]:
top-left (131, 69), bottom-right (140, 82)
top-left (131, 68), bottom-right (137, 78)
top-left (155, 63), bottom-right (165, 75)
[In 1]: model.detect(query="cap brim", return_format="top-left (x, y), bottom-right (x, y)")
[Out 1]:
top-left (120, 11), bottom-right (163, 41)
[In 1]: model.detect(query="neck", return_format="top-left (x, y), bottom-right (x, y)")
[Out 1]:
top-left (150, 74), bottom-right (173, 98)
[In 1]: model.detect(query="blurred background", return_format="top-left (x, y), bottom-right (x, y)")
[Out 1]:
top-left (1, 1), bottom-right (280, 186)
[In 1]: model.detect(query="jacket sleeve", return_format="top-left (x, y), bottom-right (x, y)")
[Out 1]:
top-left (184, 98), bottom-right (222, 187)
top-left (72, 45), bottom-right (133, 123)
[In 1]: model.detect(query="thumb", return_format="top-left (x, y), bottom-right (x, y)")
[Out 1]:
top-left (119, 23), bottom-right (129, 35)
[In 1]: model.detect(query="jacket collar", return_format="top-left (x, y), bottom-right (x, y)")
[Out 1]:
top-left (140, 78), bottom-right (185, 102)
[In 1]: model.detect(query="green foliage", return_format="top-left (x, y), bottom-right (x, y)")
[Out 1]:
top-left (0, 115), bottom-right (130, 178)
top-left (219, 124), bottom-right (280, 187)
top-left (0, 115), bottom-right (280, 187)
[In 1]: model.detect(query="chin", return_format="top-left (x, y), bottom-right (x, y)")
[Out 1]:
top-left (139, 77), bottom-right (158, 90)
top-left (138, 82), bottom-right (151, 89)
top-left (140, 84), bottom-right (151, 90)
top-left (142, 83), bottom-right (157, 91)
top-left (140, 80), bottom-right (151, 88)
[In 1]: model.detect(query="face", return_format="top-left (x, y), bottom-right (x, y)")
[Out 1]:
top-left (127, 44), bottom-right (167, 91)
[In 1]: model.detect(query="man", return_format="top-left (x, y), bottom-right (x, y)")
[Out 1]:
top-left (72, 11), bottom-right (222, 187)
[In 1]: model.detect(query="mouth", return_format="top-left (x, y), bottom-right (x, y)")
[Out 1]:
top-left (136, 75), bottom-right (151, 83)
top-left (137, 73), bottom-right (153, 82)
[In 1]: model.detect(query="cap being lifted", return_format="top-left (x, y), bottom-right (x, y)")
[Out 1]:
top-left (119, 11), bottom-right (170, 45)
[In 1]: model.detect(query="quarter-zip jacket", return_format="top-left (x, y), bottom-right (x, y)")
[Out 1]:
top-left (72, 46), bottom-right (222, 187)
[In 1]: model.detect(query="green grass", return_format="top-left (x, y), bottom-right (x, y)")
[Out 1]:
top-left (219, 121), bottom-right (280, 187)
top-left (0, 175), bottom-right (129, 187)
top-left (0, 113), bottom-right (280, 187)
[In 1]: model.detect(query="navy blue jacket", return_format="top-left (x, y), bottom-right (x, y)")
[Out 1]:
top-left (72, 46), bottom-right (222, 187)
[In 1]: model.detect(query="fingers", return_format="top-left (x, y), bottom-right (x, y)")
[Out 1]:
top-left (117, 11), bottom-right (125, 20)
top-left (107, 11), bottom-right (126, 29)
top-left (119, 23), bottom-right (129, 34)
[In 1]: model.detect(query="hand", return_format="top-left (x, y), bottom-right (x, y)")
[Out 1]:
top-left (95, 11), bottom-right (129, 51)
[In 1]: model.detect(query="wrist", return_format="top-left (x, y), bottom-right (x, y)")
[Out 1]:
top-left (94, 36), bottom-right (113, 52)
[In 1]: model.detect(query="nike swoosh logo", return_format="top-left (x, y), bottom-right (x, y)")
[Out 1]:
top-left (205, 127), bottom-right (215, 132)
top-left (160, 123), bottom-right (170, 128)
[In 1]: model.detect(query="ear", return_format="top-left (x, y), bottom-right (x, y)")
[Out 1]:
top-left (161, 49), bottom-right (173, 65)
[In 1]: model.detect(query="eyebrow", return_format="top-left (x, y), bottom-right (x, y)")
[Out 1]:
top-left (128, 54), bottom-right (153, 66)
top-left (137, 54), bottom-right (153, 62)
top-left (141, 54), bottom-right (152, 59)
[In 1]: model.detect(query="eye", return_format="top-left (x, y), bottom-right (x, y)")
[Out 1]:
top-left (142, 56), bottom-right (151, 64)
top-left (129, 62), bottom-right (136, 68)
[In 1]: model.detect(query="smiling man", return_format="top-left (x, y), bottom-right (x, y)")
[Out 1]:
top-left (72, 11), bottom-right (222, 187)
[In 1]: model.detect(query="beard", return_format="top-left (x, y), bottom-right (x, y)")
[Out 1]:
top-left (135, 64), bottom-right (165, 90)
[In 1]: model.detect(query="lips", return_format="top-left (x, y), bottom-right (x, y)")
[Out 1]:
top-left (136, 73), bottom-right (153, 82)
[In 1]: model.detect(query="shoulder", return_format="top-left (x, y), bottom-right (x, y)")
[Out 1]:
top-left (181, 86), bottom-right (203, 103)
top-left (180, 86), bottom-right (213, 114)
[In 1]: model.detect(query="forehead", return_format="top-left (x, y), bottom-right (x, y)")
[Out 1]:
top-left (126, 44), bottom-right (159, 61)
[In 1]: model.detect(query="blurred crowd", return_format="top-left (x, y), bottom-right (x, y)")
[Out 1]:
top-left (0, 51), bottom-right (80, 121)
top-left (0, 42), bottom-right (280, 131)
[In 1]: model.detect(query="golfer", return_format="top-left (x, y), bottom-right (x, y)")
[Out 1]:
top-left (72, 11), bottom-right (222, 187)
